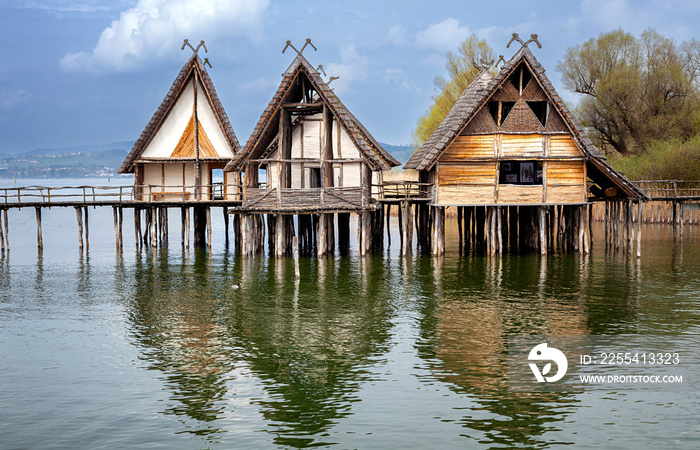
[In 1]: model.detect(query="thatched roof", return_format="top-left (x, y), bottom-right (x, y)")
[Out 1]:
top-left (225, 54), bottom-right (399, 171)
top-left (119, 54), bottom-right (242, 174)
top-left (404, 46), bottom-right (648, 200)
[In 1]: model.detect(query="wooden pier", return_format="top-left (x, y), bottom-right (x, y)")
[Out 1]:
top-left (0, 183), bottom-right (241, 252)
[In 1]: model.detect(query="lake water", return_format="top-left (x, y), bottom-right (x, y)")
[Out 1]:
top-left (1, 179), bottom-right (699, 448)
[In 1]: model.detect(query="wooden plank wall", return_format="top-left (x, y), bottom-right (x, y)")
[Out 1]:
top-left (546, 161), bottom-right (586, 203)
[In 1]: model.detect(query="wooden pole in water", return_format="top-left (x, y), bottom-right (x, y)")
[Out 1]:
top-left (0, 208), bottom-right (5, 252)
top-left (293, 236), bottom-right (300, 279)
top-left (118, 207), bottom-right (123, 250)
top-left (113, 206), bottom-right (119, 249)
top-left (185, 207), bottom-right (190, 249)
top-left (35, 207), bottom-right (43, 250)
top-left (181, 207), bottom-right (186, 247)
top-left (84, 207), bottom-right (89, 251)
top-left (318, 213), bottom-right (327, 257)
top-left (150, 207), bottom-right (157, 248)
top-left (206, 207), bottom-right (212, 249)
top-left (386, 205), bottom-right (391, 247)
top-left (223, 207), bottom-right (229, 246)
top-left (134, 208), bottom-right (140, 249)
top-left (405, 202), bottom-right (413, 255)
top-left (75, 206), bottom-right (84, 250)
top-left (3, 209), bottom-right (8, 252)
top-left (637, 201), bottom-right (642, 258)
top-left (539, 207), bottom-right (547, 256)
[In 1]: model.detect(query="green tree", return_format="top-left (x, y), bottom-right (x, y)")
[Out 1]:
top-left (557, 29), bottom-right (700, 155)
top-left (413, 35), bottom-right (495, 147)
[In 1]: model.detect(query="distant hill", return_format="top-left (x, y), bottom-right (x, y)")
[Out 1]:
top-left (0, 140), bottom-right (412, 178)
top-left (380, 143), bottom-right (413, 165)
top-left (0, 148), bottom-right (129, 179)
top-left (24, 141), bottom-right (135, 157)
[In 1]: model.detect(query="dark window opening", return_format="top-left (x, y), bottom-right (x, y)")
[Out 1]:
top-left (527, 101), bottom-right (548, 127)
top-left (508, 64), bottom-right (533, 94)
top-left (309, 167), bottom-right (322, 188)
top-left (499, 160), bottom-right (543, 185)
top-left (487, 101), bottom-right (516, 127)
top-left (501, 101), bottom-right (515, 124)
top-left (488, 101), bottom-right (499, 125)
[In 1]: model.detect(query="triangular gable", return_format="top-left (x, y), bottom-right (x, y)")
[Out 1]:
top-left (225, 54), bottom-right (399, 172)
top-left (118, 54), bottom-right (241, 173)
top-left (406, 47), bottom-right (600, 170)
top-left (404, 45), bottom-right (648, 200)
top-left (170, 113), bottom-right (218, 158)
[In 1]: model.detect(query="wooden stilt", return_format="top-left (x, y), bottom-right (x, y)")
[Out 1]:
top-left (432, 206), bottom-right (445, 256)
top-left (75, 206), bottom-right (84, 250)
top-left (539, 207), bottom-right (547, 256)
top-left (223, 207), bottom-right (229, 246)
top-left (385, 205), bottom-right (391, 247)
top-left (35, 207), bottom-right (43, 250)
top-left (233, 212), bottom-right (241, 255)
top-left (276, 213), bottom-right (286, 257)
top-left (150, 207), bottom-right (157, 248)
top-left (318, 213), bottom-right (327, 257)
top-left (0, 209), bottom-right (5, 252)
top-left (84, 207), bottom-right (89, 251)
top-left (206, 207), bottom-right (212, 249)
top-left (134, 207), bottom-right (141, 249)
top-left (113, 206), bottom-right (120, 249)
top-left (405, 202), bottom-right (413, 255)
top-left (118, 207), bottom-right (123, 250)
top-left (637, 201), bottom-right (642, 258)
top-left (293, 236), bottom-right (300, 279)
top-left (3, 209), bottom-right (8, 252)
top-left (458, 206), bottom-right (463, 255)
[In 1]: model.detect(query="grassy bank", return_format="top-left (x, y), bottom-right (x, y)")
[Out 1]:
top-left (607, 136), bottom-right (700, 181)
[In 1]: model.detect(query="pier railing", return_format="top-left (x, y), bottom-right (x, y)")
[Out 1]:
top-left (1, 184), bottom-right (242, 205)
top-left (635, 180), bottom-right (700, 200)
top-left (380, 181), bottom-right (432, 200)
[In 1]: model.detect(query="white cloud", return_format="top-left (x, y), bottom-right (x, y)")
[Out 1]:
top-left (381, 69), bottom-right (418, 92)
top-left (415, 18), bottom-right (471, 53)
top-left (0, 89), bottom-right (31, 108)
top-left (60, 0), bottom-right (270, 73)
top-left (385, 25), bottom-right (407, 46)
top-left (325, 45), bottom-right (369, 94)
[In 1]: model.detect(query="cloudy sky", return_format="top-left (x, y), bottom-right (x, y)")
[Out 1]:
top-left (1, 0), bottom-right (700, 153)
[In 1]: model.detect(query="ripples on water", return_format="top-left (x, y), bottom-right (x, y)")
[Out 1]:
top-left (0, 205), bottom-right (699, 448)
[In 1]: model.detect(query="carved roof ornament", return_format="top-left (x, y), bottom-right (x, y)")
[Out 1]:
top-left (507, 33), bottom-right (542, 50)
top-left (181, 39), bottom-right (211, 67)
top-left (282, 38), bottom-right (317, 57)
top-left (495, 55), bottom-right (507, 68)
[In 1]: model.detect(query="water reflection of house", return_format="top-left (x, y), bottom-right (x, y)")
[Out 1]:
top-left (423, 258), bottom-right (588, 446)
top-left (224, 52), bottom-right (400, 257)
top-left (405, 44), bottom-right (648, 255)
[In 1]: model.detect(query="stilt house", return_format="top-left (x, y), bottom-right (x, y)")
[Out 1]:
top-left (404, 45), bottom-right (648, 255)
top-left (225, 53), bottom-right (400, 257)
top-left (119, 53), bottom-right (242, 201)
